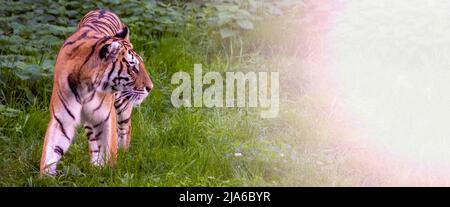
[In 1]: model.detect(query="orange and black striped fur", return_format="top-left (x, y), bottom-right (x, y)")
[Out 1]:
top-left (40, 10), bottom-right (153, 176)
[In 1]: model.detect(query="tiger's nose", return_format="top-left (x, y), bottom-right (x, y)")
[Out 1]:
top-left (145, 83), bottom-right (153, 92)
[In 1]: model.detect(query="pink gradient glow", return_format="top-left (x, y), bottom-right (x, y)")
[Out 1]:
top-left (327, 0), bottom-right (450, 186)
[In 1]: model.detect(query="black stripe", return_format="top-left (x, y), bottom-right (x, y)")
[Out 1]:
top-left (78, 16), bottom-right (88, 27)
top-left (114, 96), bottom-right (123, 104)
top-left (88, 82), bottom-right (95, 92)
top-left (118, 117), bottom-right (131, 125)
top-left (89, 132), bottom-right (102, 141)
top-left (103, 15), bottom-right (119, 31)
top-left (84, 125), bottom-right (92, 130)
top-left (107, 61), bottom-right (117, 80)
top-left (95, 24), bottom-right (112, 35)
top-left (125, 81), bottom-right (135, 86)
top-left (85, 91), bottom-right (96, 103)
top-left (80, 24), bottom-right (100, 32)
top-left (67, 73), bottom-right (81, 104)
top-left (114, 98), bottom-right (126, 108)
top-left (79, 12), bottom-right (96, 25)
top-left (93, 95), bottom-right (106, 112)
top-left (65, 35), bottom-right (103, 58)
top-left (101, 21), bottom-right (116, 34)
top-left (63, 30), bottom-right (89, 47)
top-left (54, 146), bottom-right (64, 157)
top-left (86, 131), bottom-right (93, 137)
top-left (57, 89), bottom-right (75, 120)
top-left (95, 131), bottom-right (103, 138)
top-left (85, 15), bottom-right (97, 23)
top-left (103, 62), bottom-right (117, 90)
top-left (94, 73), bottom-right (101, 85)
top-left (104, 12), bottom-right (121, 29)
top-left (66, 43), bottom-right (83, 57)
top-left (117, 101), bottom-right (130, 115)
top-left (92, 22), bottom-right (113, 35)
top-left (125, 64), bottom-right (132, 75)
top-left (80, 37), bottom-right (110, 70)
top-left (89, 137), bottom-right (101, 142)
top-left (102, 82), bottom-right (108, 90)
top-left (54, 115), bottom-right (70, 141)
top-left (81, 42), bottom-right (98, 68)
top-left (93, 110), bottom-right (111, 128)
top-left (117, 61), bottom-right (124, 76)
top-left (113, 76), bottom-right (130, 84)
top-left (101, 17), bottom-right (116, 30)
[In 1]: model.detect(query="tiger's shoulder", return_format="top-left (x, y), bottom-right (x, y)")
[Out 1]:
top-left (57, 10), bottom-right (129, 65)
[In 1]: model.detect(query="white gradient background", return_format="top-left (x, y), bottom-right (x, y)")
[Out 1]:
top-left (332, 0), bottom-right (450, 173)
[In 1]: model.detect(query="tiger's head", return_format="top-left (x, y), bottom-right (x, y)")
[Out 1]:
top-left (93, 27), bottom-right (153, 105)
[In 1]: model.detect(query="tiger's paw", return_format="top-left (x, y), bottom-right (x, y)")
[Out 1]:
top-left (40, 165), bottom-right (57, 177)
top-left (90, 156), bottom-right (106, 167)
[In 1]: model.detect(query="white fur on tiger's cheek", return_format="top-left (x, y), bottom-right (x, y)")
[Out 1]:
top-left (131, 91), bottom-right (149, 106)
top-left (107, 41), bottom-right (121, 60)
top-left (109, 42), bottom-right (120, 52)
top-left (126, 53), bottom-right (139, 71)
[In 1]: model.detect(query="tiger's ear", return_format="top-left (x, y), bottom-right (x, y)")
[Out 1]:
top-left (114, 26), bottom-right (129, 40)
top-left (99, 41), bottom-right (121, 61)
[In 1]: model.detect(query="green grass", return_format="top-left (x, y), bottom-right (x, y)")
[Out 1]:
top-left (0, 9), bottom-right (372, 186)
top-left (0, 22), bottom-right (290, 186)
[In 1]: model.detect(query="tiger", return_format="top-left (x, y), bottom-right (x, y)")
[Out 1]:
top-left (40, 10), bottom-right (153, 176)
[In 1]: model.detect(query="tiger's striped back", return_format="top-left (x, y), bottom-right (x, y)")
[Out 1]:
top-left (77, 10), bottom-right (127, 37)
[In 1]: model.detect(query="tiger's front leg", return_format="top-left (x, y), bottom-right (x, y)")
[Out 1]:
top-left (40, 117), bottom-right (79, 176)
top-left (114, 96), bottom-right (133, 150)
top-left (84, 98), bottom-right (118, 167)
top-left (40, 91), bottom-right (82, 176)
